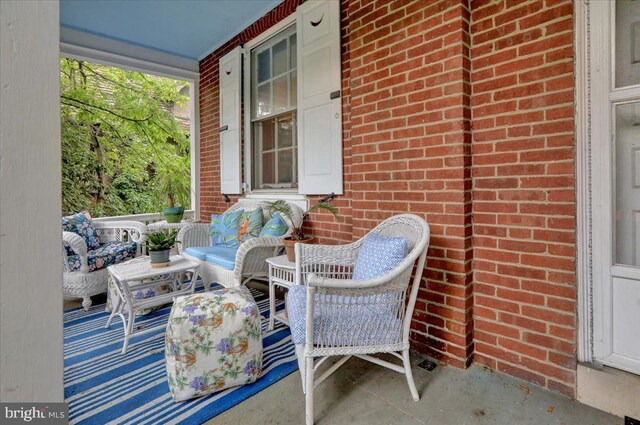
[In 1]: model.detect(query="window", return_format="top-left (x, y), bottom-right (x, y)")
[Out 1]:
top-left (250, 26), bottom-right (298, 190)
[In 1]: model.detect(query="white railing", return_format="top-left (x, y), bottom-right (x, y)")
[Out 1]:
top-left (93, 210), bottom-right (196, 226)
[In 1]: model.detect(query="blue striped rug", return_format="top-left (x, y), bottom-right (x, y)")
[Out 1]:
top-left (64, 287), bottom-right (298, 425)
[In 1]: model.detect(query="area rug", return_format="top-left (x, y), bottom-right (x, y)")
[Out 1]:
top-left (64, 286), bottom-right (297, 425)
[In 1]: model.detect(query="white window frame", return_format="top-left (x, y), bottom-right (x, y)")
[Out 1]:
top-left (59, 41), bottom-right (201, 219)
top-left (243, 14), bottom-right (299, 196)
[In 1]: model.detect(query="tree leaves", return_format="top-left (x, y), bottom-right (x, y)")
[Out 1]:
top-left (60, 58), bottom-right (191, 216)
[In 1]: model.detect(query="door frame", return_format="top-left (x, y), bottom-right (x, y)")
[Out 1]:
top-left (576, 0), bottom-right (640, 373)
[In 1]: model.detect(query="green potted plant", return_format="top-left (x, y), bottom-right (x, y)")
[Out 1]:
top-left (266, 199), bottom-right (339, 262)
top-left (158, 172), bottom-right (190, 223)
top-left (147, 230), bottom-right (178, 267)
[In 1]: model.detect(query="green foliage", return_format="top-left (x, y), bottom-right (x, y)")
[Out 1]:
top-left (60, 58), bottom-right (191, 216)
top-left (266, 200), bottom-right (339, 240)
top-left (147, 230), bottom-right (179, 251)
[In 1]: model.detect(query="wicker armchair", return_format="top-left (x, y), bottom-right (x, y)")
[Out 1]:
top-left (63, 220), bottom-right (147, 310)
top-left (178, 199), bottom-right (303, 289)
top-left (290, 214), bottom-right (430, 425)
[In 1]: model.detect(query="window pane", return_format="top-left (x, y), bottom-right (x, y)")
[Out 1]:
top-left (261, 118), bottom-right (275, 151)
top-left (614, 101), bottom-right (640, 266)
top-left (257, 49), bottom-right (270, 83)
top-left (615, 0), bottom-right (640, 87)
top-left (273, 39), bottom-right (288, 76)
top-left (273, 76), bottom-right (288, 113)
top-left (262, 151), bottom-right (275, 185)
top-left (278, 149), bottom-right (293, 184)
top-left (256, 83), bottom-right (271, 117)
top-left (290, 70), bottom-right (297, 107)
top-left (290, 34), bottom-right (297, 69)
top-left (277, 114), bottom-right (294, 148)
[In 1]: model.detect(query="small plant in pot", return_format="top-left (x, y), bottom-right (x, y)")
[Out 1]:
top-left (158, 168), bottom-right (190, 224)
top-left (147, 230), bottom-right (178, 268)
top-left (266, 199), bottom-right (339, 262)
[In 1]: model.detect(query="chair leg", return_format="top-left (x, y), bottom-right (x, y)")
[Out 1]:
top-left (403, 349), bottom-right (419, 401)
top-left (82, 297), bottom-right (92, 311)
top-left (305, 356), bottom-right (314, 425)
top-left (122, 310), bottom-right (135, 355)
top-left (105, 296), bottom-right (121, 329)
top-left (295, 344), bottom-right (306, 394)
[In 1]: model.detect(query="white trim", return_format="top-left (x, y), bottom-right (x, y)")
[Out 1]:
top-left (243, 14), bottom-right (298, 194)
top-left (60, 27), bottom-right (199, 80)
top-left (576, 0), bottom-right (593, 364)
top-left (243, 192), bottom-right (308, 210)
top-left (609, 85), bottom-right (640, 102)
top-left (244, 14), bottom-right (297, 50)
top-left (190, 80), bottom-right (201, 220)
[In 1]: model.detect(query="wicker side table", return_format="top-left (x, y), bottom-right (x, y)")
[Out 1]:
top-left (266, 255), bottom-right (296, 331)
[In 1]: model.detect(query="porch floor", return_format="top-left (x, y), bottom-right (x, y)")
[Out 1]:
top-left (209, 353), bottom-right (621, 425)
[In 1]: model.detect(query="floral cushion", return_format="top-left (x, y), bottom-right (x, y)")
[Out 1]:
top-left (352, 233), bottom-right (408, 280)
top-left (165, 286), bottom-right (263, 402)
top-left (62, 211), bottom-right (101, 255)
top-left (237, 209), bottom-right (264, 243)
top-left (259, 213), bottom-right (288, 237)
top-left (67, 241), bottom-right (137, 272)
top-left (210, 210), bottom-right (244, 248)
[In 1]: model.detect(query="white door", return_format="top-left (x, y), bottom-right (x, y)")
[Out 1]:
top-left (592, 0), bottom-right (640, 375)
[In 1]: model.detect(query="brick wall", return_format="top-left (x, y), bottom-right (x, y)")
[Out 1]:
top-left (470, 0), bottom-right (576, 397)
top-left (199, 0), bottom-right (578, 397)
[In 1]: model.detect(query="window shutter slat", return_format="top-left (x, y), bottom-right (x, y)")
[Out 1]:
top-left (219, 46), bottom-right (243, 194)
top-left (296, 0), bottom-right (343, 195)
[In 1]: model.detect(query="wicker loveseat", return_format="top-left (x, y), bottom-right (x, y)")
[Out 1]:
top-left (178, 199), bottom-right (303, 289)
top-left (63, 220), bottom-right (147, 310)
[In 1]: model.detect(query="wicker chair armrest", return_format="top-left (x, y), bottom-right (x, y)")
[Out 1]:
top-left (62, 231), bottom-right (89, 272)
top-left (177, 223), bottom-right (211, 253)
top-left (233, 236), bottom-right (284, 282)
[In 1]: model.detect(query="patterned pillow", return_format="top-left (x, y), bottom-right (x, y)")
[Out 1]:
top-left (259, 213), bottom-right (288, 237)
top-left (352, 233), bottom-right (408, 280)
top-left (210, 210), bottom-right (244, 247)
top-left (62, 211), bottom-right (101, 255)
top-left (237, 209), bottom-right (264, 243)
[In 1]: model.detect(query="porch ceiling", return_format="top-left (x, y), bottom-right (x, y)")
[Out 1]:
top-left (60, 0), bottom-right (283, 61)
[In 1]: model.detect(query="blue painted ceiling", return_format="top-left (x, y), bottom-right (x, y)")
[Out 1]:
top-left (60, 0), bottom-right (284, 61)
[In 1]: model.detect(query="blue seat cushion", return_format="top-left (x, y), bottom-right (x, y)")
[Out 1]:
top-left (205, 246), bottom-right (238, 270)
top-left (286, 285), bottom-right (402, 346)
top-left (352, 232), bottom-right (408, 280)
top-left (184, 246), bottom-right (218, 261)
top-left (185, 246), bottom-right (238, 270)
top-left (67, 241), bottom-right (137, 272)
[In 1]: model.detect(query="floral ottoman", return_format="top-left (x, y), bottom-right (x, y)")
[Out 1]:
top-left (165, 286), bottom-right (263, 402)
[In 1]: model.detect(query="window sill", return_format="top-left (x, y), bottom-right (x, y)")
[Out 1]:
top-left (243, 191), bottom-right (308, 210)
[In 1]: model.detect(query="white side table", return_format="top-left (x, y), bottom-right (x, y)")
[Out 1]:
top-left (266, 255), bottom-right (296, 331)
top-left (106, 255), bottom-right (200, 354)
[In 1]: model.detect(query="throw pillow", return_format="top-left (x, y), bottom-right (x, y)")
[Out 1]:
top-left (352, 232), bottom-right (408, 280)
top-left (237, 208), bottom-right (264, 243)
top-left (210, 210), bottom-right (244, 247)
top-left (62, 211), bottom-right (101, 255)
top-left (259, 213), bottom-right (289, 237)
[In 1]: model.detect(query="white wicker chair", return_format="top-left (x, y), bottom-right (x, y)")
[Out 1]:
top-left (178, 199), bottom-right (303, 289)
top-left (291, 214), bottom-right (430, 425)
top-left (63, 221), bottom-right (147, 310)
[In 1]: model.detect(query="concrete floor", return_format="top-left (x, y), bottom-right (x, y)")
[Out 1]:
top-left (209, 354), bottom-right (622, 425)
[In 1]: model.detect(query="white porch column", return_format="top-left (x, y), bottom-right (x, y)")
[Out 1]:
top-left (1, 0), bottom-right (64, 402)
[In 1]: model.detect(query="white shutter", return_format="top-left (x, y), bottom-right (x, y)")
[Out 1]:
top-left (219, 46), bottom-right (243, 194)
top-left (296, 0), bottom-right (343, 195)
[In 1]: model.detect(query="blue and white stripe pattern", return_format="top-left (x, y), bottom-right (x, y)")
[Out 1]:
top-left (64, 286), bottom-right (297, 424)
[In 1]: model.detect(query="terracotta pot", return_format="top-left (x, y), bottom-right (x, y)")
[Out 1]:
top-left (282, 236), bottom-right (314, 262)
